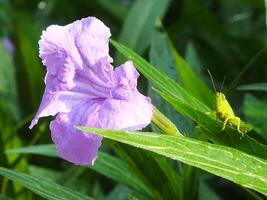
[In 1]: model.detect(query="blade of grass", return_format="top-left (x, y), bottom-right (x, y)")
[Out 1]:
top-left (13, 15), bottom-right (44, 113)
top-left (93, 0), bottom-right (127, 21)
top-left (78, 127), bottom-right (267, 196)
top-left (0, 167), bottom-right (93, 200)
top-left (244, 94), bottom-right (267, 138)
top-left (107, 141), bottom-right (183, 200)
top-left (156, 24), bottom-right (214, 108)
top-left (110, 39), bottom-right (267, 160)
top-left (237, 83), bottom-right (267, 91)
top-left (149, 26), bottom-right (193, 134)
top-left (115, 0), bottom-right (170, 63)
top-left (226, 48), bottom-right (266, 95)
top-left (156, 89), bottom-right (267, 159)
top-left (5, 145), bottom-right (153, 199)
top-left (0, 39), bottom-right (21, 121)
top-left (111, 39), bottom-right (210, 113)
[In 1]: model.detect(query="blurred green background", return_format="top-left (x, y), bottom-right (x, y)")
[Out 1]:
top-left (0, 0), bottom-right (267, 199)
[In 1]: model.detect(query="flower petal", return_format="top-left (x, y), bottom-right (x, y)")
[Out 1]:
top-left (30, 17), bottom-right (153, 166)
top-left (39, 17), bottom-right (111, 74)
top-left (102, 61), bottom-right (153, 130)
top-left (111, 61), bottom-right (139, 100)
top-left (71, 17), bottom-right (113, 66)
top-left (50, 100), bottom-right (103, 165)
top-left (38, 16), bottom-right (114, 109)
top-left (99, 92), bottom-right (153, 131)
top-left (30, 57), bottom-right (115, 129)
top-left (114, 61), bottom-right (139, 89)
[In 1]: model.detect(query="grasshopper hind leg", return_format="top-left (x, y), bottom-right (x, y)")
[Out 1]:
top-left (222, 117), bottom-right (229, 131)
top-left (235, 117), bottom-right (245, 137)
top-left (227, 116), bottom-right (245, 137)
top-left (236, 117), bottom-right (241, 133)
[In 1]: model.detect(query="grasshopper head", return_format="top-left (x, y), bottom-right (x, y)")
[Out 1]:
top-left (215, 92), bottom-right (226, 111)
top-left (215, 92), bottom-right (226, 100)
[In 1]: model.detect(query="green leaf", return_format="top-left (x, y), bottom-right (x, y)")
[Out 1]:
top-left (111, 39), bottom-right (210, 114)
top-left (0, 194), bottom-right (12, 200)
top-left (182, 42), bottom-right (212, 140)
top-left (93, 0), bottom-right (127, 21)
top-left (5, 145), bottom-right (152, 198)
top-left (115, 0), bottom-right (170, 63)
top-left (0, 101), bottom-right (29, 198)
top-left (105, 185), bottom-right (135, 200)
top-left (169, 36), bottom-right (214, 108)
top-left (28, 165), bottom-right (61, 181)
top-left (265, 0), bottom-right (267, 30)
top-left (0, 167), bottom-right (93, 200)
top-left (6, 144), bottom-right (57, 157)
top-left (185, 41), bottom-right (202, 75)
top-left (198, 180), bottom-right (220, 200)
top-left (148, 21), bottom-right (213, 122)
top-left (149, 26), bottom-right (193, 134)
top-left (237, 83), bottom-right (267, 91)
top-left (79, 127), bottom-right (267, 196)
top-left (0, 39), bottom-right (20, 121)
top-left (156, 90), bottom-right (267, 158)
top-left (149, 29), bottom-right (198, 199)
top-left (28, 165), bottom-right (94, 197)
top-left (7, 144), bottom-right (183, 199)
top-left (108, 142), bottom-right (183, 200)
top-left (96, 151), bottom-right (153, 197)
top-left (110, 39), bottom-right (267, 161)
top-left (226, 48), bottom-right (266, 95)
top-left (244, 94), bottom-right (267, 137)
top-left (14, 15), bottom-right (44, 112)
top-left (56, 166), bottom-right (86, 187)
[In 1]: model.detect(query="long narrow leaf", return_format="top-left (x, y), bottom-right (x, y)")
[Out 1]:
top-left (78, 127), bottom-right (267, 196)
top-left (107, 141), bottom-right (182, 200)
top-left (111, 39), bottom-right (210, 113)
top-left (156, 89), bottom-right (267, 158)
top-left (237, 83), bottom-right (267, 91)
top-left (116, 0), bottom-right (170, 63)
top-left (226, 48), bottom-right (266, 95)
top-left (149, 27), bottom-right (193, 134)
top-left (111, 39), bottom-right (267, 161)
top-left (6, 145), bottom-right (153, 198)
top-left (0, 167), bottom-right (93, 200)
top-left (170, 39), bottom-right (214, 108)
top-left (93, 0), bottom-right (127, 21)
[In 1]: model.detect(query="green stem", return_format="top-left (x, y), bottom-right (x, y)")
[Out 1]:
top-left (152, 106), bottom-right (182, 136)
top-left (1, 177), bottom-right (9, 194)
top-left (226, 48), bottom-right (266, 95)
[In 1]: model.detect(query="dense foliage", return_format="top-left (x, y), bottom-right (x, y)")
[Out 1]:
top-left (0, 0), bottom-right (267, 199)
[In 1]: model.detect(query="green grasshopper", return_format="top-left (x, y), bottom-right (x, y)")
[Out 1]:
top-left (207, 70), bottom-right (252, 135)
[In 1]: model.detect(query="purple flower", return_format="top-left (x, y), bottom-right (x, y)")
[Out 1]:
top-left (3, 37), bottom-right (14, 55)
top-left (29, 17), bottom-right (153, 165)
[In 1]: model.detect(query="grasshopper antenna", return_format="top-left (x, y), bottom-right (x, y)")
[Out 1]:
top-left (207, 69), bottom-right (217, 93)
top-left (220, 76), bottom-right (226, 93)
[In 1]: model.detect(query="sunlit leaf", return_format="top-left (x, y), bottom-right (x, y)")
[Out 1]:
top-left (111, 39), bottom-right (210, 113)
top-left (149, 26), bottom-right (193, 134)
top-left (167, 37), bottom-right (214, 108)
top-left (79, 127), bottom-right (267, 196)
top-left (111, 39), bottom-right (267, 161)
